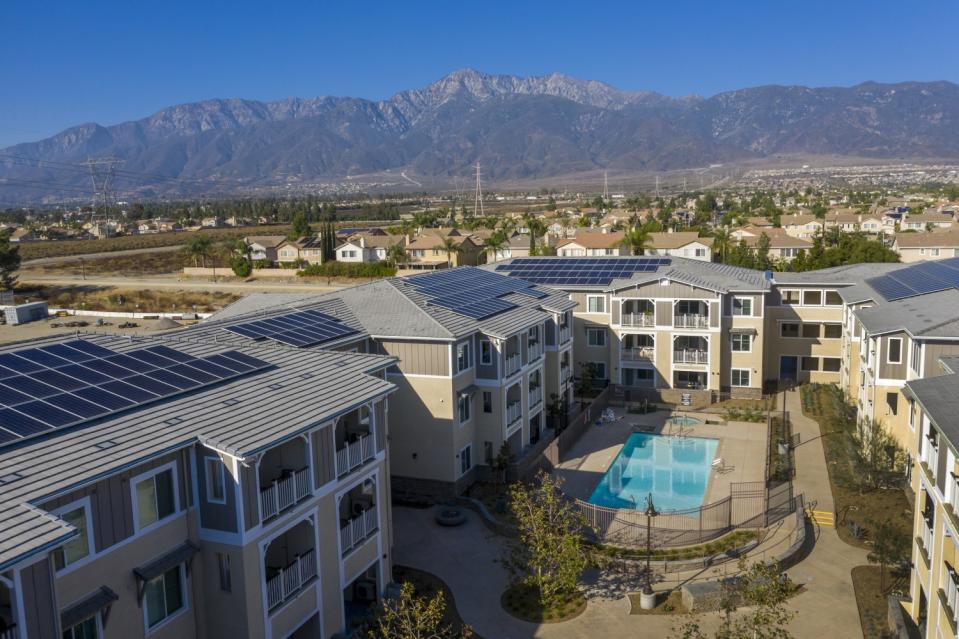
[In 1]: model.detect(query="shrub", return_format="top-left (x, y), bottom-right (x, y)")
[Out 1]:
top-left (231, 257), bottom-right (252, 277)
top-left (298, 261), bottom-right (397, 279)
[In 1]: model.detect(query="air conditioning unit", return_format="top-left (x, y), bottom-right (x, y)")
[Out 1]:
top-left (355, 580), bottom-right (377, 602)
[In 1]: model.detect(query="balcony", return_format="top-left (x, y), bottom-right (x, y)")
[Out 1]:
top-left (529, 386), bottom-right (543, 409)
top-left (622, 313), bottom-right (655, 328)
top-left (673, 349), bottom-right (709, 365)
top-left (507, 400), bottom-right (522, 427)
top-left (340, 507), bottom-right (379, 557)
top-left (505, 353), bottom-right (521, 376)
top-left (260, 468), bottom-right (311, 522)
top-left (561, 363), bottom-right (571, 382)
top-left (673, 314), bottom-right (709, 329)
top-left (266, 549), bottom-right (317, 611)
top-left (622, 346), bottom-right (654, 361)
top-left (528, 340), bottom-right (543, 362)
top-left (335, 407), bottom-right (376, 478)
top-left (264, 520), bottom-right (317, 612)
top-left (336, 434), bottom-right (375, 478)
top-left (559, 325), bottom-right (571, 344)
top-left (918, 517), bottom-right (934, 565)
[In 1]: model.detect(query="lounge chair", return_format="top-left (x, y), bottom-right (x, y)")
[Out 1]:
top-left (712, 458), bottom-right (734, 474)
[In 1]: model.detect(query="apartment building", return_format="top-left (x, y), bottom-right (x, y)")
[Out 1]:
top-left (196, 267), bottom-right (575, 497)
top-left (0, 333), bottom-right (396, 639)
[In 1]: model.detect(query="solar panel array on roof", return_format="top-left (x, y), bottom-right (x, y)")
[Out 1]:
top-left (0, 340), bottom-right (271, 446)
top-left (865, 257), bottom-right (959, 301)
top-left (298, 237), bottom-right (323, 249)
top-left (224, 309), bottom-right (358, 347)
top-left (405, 268), bottom-right (547, 320)
top-left (495, 257), bottom-right (671, 285)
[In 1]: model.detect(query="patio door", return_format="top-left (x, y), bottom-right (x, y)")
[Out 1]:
top-left (779, 356), bottom-right (798, 381)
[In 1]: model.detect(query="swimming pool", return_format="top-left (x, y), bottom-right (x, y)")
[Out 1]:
top-left (588, 433), bottom-right (719, 511)
top-left (670, 415), bottom-right (703, 427)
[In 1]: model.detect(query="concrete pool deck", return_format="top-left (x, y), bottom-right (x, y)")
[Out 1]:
top-left (553, 406), bottom-right (768, 508)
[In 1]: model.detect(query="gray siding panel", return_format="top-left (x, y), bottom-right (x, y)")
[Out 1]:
top-left (618, 281), bottom-right (715, 299)
top-left (938, 443), bottom-right (950, 494)
top-left (380, 340), bottom-right (449, 376)
top-left (21, 557), bottom-right (57, 639)
top-left (710, 301), bottom-right (720, 328)
top-left (312, 426), bottom-right (335, 487)
top-left (195, 447), bottom-right (238, 533)
top-left (241, 464), bottom-right (260, 531)
top-left (655, 301), bottom-right (672, 325)
top-left (376, 401), bottom-right (387, 454)
top-left (879, 333), bottom-right (908, 380)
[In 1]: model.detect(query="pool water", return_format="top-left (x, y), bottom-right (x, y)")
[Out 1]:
top-left (588, 433), bottom-right (719, 511)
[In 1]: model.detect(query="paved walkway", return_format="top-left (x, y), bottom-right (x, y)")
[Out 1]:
top-left (393, 390), bottom-right (869, 638)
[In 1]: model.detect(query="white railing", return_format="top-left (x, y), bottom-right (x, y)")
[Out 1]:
top-left (622, 312), bottom-right (655, 327)
top-left (561, 364), bottom-right (571, 382)
top-left (260, 467), bottom-right (311, 521)
top-left (0, 624), bottom-right (17, 639)
top-left (529, 386), bottom-right (542, 409)
top-left (921, 518), bottom-right (935, 560)
top-left (340, 507), bottom-right (379, 556)
top-left (528, 341), bottom-right (543, 361)
top-left (946, 567), bottom-right (959, 625)
top-left (265, 548), bottom-right (317, 611)
top-left (505, 353), bottom-right (521, 376)
top-left (673, 349), bottom-right (709, 365)
top-left (622, 346), bottom-right (654, 361)
top-left (507, 401), bottom-right (522, 426)
top-left (673, 314), bottom-right (709, 329)
top-left (559, 326), bottom-right (571, 344)
top-left (335, 433), bottom-right (375, 478)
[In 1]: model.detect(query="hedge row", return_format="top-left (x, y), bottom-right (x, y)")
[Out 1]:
top-left (298, 262), bottom-right (397, 278)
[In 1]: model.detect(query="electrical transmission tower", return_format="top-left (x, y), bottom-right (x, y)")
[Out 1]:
top-left (473, 162), bottom-right (485, 217)
top-left (83, 156), bottom-right (123, 218)
top-left (603, 171), bottom-right (609, 201)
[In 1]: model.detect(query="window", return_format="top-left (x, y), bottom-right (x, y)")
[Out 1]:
top-left (586, 328), bottom-right (607, 347)
top-left (802, 290), bottom-right (822, 306)
top-left (732, 297), bottom-right (753, 316)
top-left (217, 552), bottom-right (232, 592)
top-left (456, 342), bottom-right (471, 372)
top-left (528, 326), bottom-right (539, 345)
top-left (731, 333), bottom-right (752, 352)
top-left (781, 290), bottom-right (800, 305)
top-left (909, 398), bottom-right (916, 429)
top-left (824, 290), bottom-right (842, 306)
top-left (887, 392), bottom-right (898, 416)
top-left (457, 393), bottom-right (471, 424)
top-left (133, 466), bottom-right (177, 532)
top-left (484, 441), bottom-right (494, 465)
top-left (144, 565), bottom-right (185, 630)
top-left (586, 295), bottom-right (606, 313)
top-left (53, 501), bottom-right (92, 571)
top-left (888, 338), bottom-right (902, 364)
top-left (480, 339), bottom-right (492, 365)
top-left (801, 323), bottom-right (821, 339)
top-left (781, 323), bottom-right (799, 338)
top-left (591, 362), bottom-right (607, 380)
top-left (823, 324), bottom-right (842, 339)
top-left (204, 456), bottom-right (226, 505)
top-left (931, 248), bottom-right (941, 257)
top-left (731, 369), bottom-right (750, 387)
top-left (459, 445), bottom-right (472, 477)
top-left (911, 341), bottom-right (921, 373)
top-left (62, 617), bottom-right (99, 639)
top-left (482, 391), bottom-right (492, 413)
top-left (822, 357), bottom-right (841, 372)
top-left (801, 356), bottom-right (819, 371)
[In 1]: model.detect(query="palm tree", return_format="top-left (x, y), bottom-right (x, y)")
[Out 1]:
top-left (524, 215), bottom-right (548, 255)
top-left (484, 233), bottom-right (508, 262)
top-left (183, 234), bottom-right (214, 267)
top-left (713, 226), bottom-right (732, 263)
top-left (440, 237), bottom-right (461, 268)
top-left (385, 243), bottom-right (407, 268)
top-left (620, 224), bottom-right (652, 256)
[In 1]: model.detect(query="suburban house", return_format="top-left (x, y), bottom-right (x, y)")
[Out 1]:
top-left (738, 230), bottom-right (812, 263)
top-left (645, 231), bottom-right (714, 261)
top-left (902, 213), bottom-right (955, 232)
top-left (244, 235), bottom-right (286, 263)
top-left (485, 235), bottom-right (540, 263)
top-left (894, 231), bottom-right (959, 262)
top-left (0, 332), bottom-right (396, 639)
top-left (335, 234), bottom-right (406, 263)
top-left (403, 234), bottom-right (485, 268)
top-left (556, 231), bottom-right (627, 257)
top-left (780, 214), bottom-right (824, 239)
top-left (276, 236), bottom-right (326, 266)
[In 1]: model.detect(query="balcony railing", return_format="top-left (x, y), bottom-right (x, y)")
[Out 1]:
top-left (559, 326), bottom-right (571, 344)
top-left (921, 518), bottom-right (934, 561)
top-left (507, 400), bottom-right (522, 426)
top-left (622, 346), bottom-right (654, 361)
top-left (260, 467), bottom-right (311, 521)
top-left (673, 314), bottom-right (709, 329)
top-left (528, 341), bottom-right (543, 361)
top-left (340, 507), bottom-right (379, 557)
top-left (673, 349), bottom-right (709, 365)
top-left (266, 548), bottom-right (317, 611)
top-left (561, 363), bottom-right (571, 382)
top-left (505, 353), bottom-right (521, 376)
top-left (335, 433), bottom-right (375, 478)
top-left (622, 312), bottom-right (655, 327)
top-left (0, 624), bottom-right (16, 639)
top-left (529, 386), bottom-right (542, 409)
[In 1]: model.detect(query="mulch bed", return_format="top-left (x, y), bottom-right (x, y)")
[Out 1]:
top-left (851, 565), bottom-right (907, 639)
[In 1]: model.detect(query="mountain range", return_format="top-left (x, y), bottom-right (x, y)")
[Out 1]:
top-left (3, 69), bottom-right (959, 202)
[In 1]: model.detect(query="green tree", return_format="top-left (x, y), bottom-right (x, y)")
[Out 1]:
top-left (364, 582), bottom-right (472, 639)
top-left (0, 229), bottom-right (21, 291)
top-left (501, 471), bottom-right (590, 610)
top-left (713, 227), bottom-right (731, 263)
top-left (866, 519), bottom-right (909, 593)
top-left (483, 233), bottom-right (508, 261)
top-left (440, 237), bottom-right (461, 268)
top-left (524, 215), bottom-right (548, 256)
top-left (852, 418), bottom-right (908, 490)
top-left (183, 234), bottom-right (214, 267)
top-left (620, 224), bottom-right (653, 256)
top-left (288, 212), bottom-right (312, 240)
top-left (386, 243), bottom-right (407, 267)
top-left (755, 233), bottom-right (772, 271)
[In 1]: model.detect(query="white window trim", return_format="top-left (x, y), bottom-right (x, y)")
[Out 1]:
top-left (585, 295), bottom-right (607, 314)
top-left (457, 393), bottom-right (471, 425)
top-left (730, 368), bottom-right (750, 387)
top-left (62, 611), bottom-right (104, 639)
top-left (586, 328), bottom-right (607, 347)
top-left (204, 455), bottom-right (227, 505)
top-left (479, 339), bottom-right (492, 366)
top-left (887, 337), bottom-right (903, 364)
top-left (802, 290), bottom-right (824, 307)
top-left (730, 333), bottom-right (752, 353)
top-left (459, 444), bottom-right (472, 478)
top-left (779, 289), bottom-right (801, 306)
top-left (52, 496), bottom-right (96, 575)
top-left (731, 296), bottom-right (753, 317)
top-left (130, 461), bottom-right (180, 536)
top-left (456, 342), bottom-right (471, 373)
top-left (142, 562), bottom-right (189, 636)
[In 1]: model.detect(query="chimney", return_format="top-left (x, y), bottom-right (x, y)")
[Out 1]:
top-left (667, 227), bottom-right (674, 234)
top-left (360, 237), bottom-right (366, 248)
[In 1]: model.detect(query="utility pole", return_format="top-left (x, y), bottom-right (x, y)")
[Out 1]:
top-left (473, 162), bottom-right (485, 218)
top-left (603, 171), bottom-right (609, 201)
top-left (83, 157), bottom-right (123, 220)
top-left (655, 175), bottom-right (660, 198)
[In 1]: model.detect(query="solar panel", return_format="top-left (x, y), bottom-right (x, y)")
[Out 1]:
top-left (223, 310), bottom-right (358, 348)
top-left (866, 256), bottom-right (959, 301)
top-left (402, 267), bottom-right (558, 321)
top-left (0, 340), bottom-right (271, 447)
top-left (496, 257), bottom-right (671, 286)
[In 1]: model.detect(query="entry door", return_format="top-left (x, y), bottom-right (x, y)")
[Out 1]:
top-left (780, 356), bottom-right (798, 380)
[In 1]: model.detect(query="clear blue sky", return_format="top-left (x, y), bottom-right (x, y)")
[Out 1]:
top-left (2, 0), bottom-right (957, 148)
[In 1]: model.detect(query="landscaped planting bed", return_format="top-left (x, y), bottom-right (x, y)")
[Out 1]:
top-left (501, 584), bottom-right (586, 623)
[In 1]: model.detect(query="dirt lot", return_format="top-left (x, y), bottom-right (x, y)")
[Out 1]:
top-left (16, 285), bottom-right (241, 314)
top-left (0, 316), bottom-right (191, 345)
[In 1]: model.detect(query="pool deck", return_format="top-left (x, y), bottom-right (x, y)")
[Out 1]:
top-left (553, 406), bottom-right (768, 508)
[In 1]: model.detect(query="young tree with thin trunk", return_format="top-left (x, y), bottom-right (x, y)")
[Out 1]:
top-left (364, 582), bottom-right (471, 639)
top-left (0, 230), bottom-right (21, 291)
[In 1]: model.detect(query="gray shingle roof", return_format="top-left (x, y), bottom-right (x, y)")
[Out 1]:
top-left (906, 373), bottom-right (959, 451)
top-left (772, 262), bottom-right (907, 285)
top-left (854, 289), bottom-right (959, 337)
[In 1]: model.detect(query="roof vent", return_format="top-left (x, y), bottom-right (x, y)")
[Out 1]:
top-left (93, 440), bottom-right (119, 451)
top-left (300, 372), bottom-right (314, 380)
top-left (164, 417), bottom-right (184, 426)
top-left (0, 472), bottom-right (24, 486)
top-left (268, 383), bottom-right (284, 391)
top-left (222, 398), bottom-right (241, 406)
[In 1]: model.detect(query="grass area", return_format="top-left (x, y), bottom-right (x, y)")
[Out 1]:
top-left (501, 584), bottom-right (586, 623)
top-left (392, 565), bottom-right (480, 638)
top-left (20, 285), bottom-right (240, 313)
top-left (851, 565), bottom-right (907, 639)
top-left (628, 590), bottom-right (687, 615)
top-left (591, 529), bottom-right (761, 562)
top-left (24, 250), bottom-right (201, 276)
top-left (800, 384), bottom-right (913, 548)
